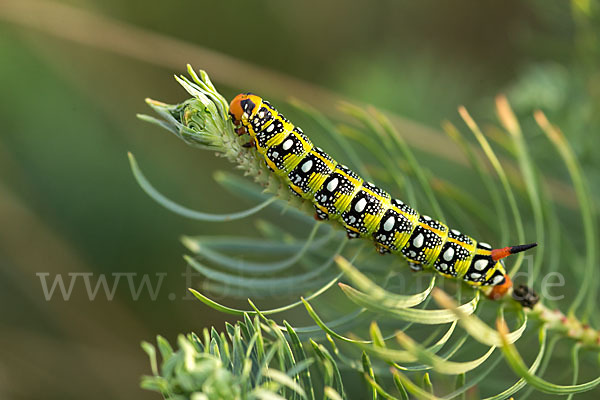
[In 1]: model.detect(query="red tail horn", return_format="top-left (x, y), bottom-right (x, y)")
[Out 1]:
top-left (491, 243), bottom-right (537, 261)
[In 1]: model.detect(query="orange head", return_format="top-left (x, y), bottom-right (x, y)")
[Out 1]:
top-left (229, 93), bottom-right (262, 125)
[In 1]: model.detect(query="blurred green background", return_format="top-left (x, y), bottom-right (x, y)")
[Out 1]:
top-left (0, 0), bottom-right (598, 398)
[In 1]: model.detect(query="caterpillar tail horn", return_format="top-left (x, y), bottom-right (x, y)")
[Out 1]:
top-left (491, 242), bottom-right (538, 261)
top-left (486, 243), bottom-right (537, 301)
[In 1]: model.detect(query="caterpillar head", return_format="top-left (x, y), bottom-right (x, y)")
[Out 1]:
top-left (229, 93), bottom-right (262, 125)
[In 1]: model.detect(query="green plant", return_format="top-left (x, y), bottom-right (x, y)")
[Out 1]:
top-left (141, 312), bottom-right (345, 400)
top-left (134, 66), bottom-right (599, 399)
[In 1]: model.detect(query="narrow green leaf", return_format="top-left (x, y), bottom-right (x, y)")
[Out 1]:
top-left (453, 373), bottom-right (466, 400)
top-left (231, 324), bottom-right (245, 376)
top-left (310, 340), bottom-right (346, 398)
top-left (535, 111), bottom-right (598, 318)
top-left (369, 106), bottom-right (445, 219)
top-left (459, 107), bottom-right (526, 274)
top-left (181, 223), bottom-right (328, 274)
top-left (496, 96), bottom-right (545, 280)
top-left (566, 344), bottom-right (582, 400)
top-left (392, 373), bottom-right (410, 400)
top-left (301, 297), bottom-right (369, 344)
top-left (293, 307), bottom-right (365, 335)
top-left (361, 321), bottom-right (458, 366)
top-left (187, 272), bottom-right (342, 316)
top-left (323, 386), bottom-right (345, 400)
top-left (181, 235), bottom-right (324, 255)
top-left (141, 341), bottom-right (158, 376)
top-left (289, 98), bottom-right (373, 183)
top-left (364, 374), bottom-right (402, 400)
top-left (392, 369), bottom-right (441, 400)
top-left (369, 322), bottom-right (386, 348)
top-left (423, 373), bottom-right (434, 394)
top-left (395, 330), bottom-right (495, 375)
top-left (442, 120), bottom-right (509, 244)
top-left (336, 123), bottom-right (413, 202)
top-left (483, 327), bottom-right (547, 400)
top-left (432, 289), bottom-right (526, 346)
top-left (213, 171), bottom-right (313, 223)
top-left (498, 320), bottom-right (600, 394)
top-left (336, 255), bottom-right (435, 309)
top-left (184, 254), bottom-right (336, 293)
top-left (262, 368), bottom-right (307, 399)
top-left (340, 284), bottom-right (479, 324)
top-left (156, 335), bottom-right (174, 360)
top-left (362, 352), bottom-right (378, 400)
top-left (284, 321), bottom-right (316, 400)
top-left (128, 152), bottom-right (277, 221)
top-left (252, 388), bottom-right (288, 400)
top-left (188, 288), bottom-right (247, 315)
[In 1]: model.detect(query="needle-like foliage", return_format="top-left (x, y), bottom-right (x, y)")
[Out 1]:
top-left (134, 66), bottom-right (600, 399)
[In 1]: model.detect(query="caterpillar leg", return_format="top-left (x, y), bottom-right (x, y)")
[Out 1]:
top-left (313, 206), bottom-right (329, 221)
top-left (346, 229), bottom-right (360, 239)
top-left (242, 139), bottom-right (256, 148)
top-left (409, 262), bottom-right (423, 272)
top-left (375, 243), bottom-right (390, 255)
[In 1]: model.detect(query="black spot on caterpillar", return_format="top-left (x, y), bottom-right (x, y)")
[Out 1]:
top-left (229, 93), bottom-right (538, 299)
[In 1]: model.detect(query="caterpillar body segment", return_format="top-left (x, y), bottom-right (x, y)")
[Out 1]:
top-left (229, 93), bottom-right (536, 298)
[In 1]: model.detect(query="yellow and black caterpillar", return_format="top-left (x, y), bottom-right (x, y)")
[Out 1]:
top-left (229, 93), bottom-right (537, 300)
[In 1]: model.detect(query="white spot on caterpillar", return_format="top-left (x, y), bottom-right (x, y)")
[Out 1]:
top-left (443, 247), bottom-right (454, 261)
top-left (439, 263), bottom-right (448, 271)
top-left (282, 139), bottom-right (293, 150)
top-left (409, 250), bottom-right (417, 258)
top-left (423, 215), bottom-right (432, 221)
top-left (479, 242), bottom-right (492, 249)
top-left (259, 111), bottom-right (265, 118)
top-left (492, 275), bottom-right (504, 285)
top-left (383, 216), bottom-right (395, 231)
top-left (327, 177), bottom-right (339, 191)
top-left (413, 233), bottom-right (424, 248)
top-left (320, 194), bottom-right (328, 202)
top-left (451, 229), bottom-right (461, 236)
top-left (242, 112), bottom-right (248, 119)
top-left (347, 216), bottom-right (356, 224)
top-left (272, 151), bottom-right (279, 159)
top-left (474, 259), bottom-right (489, 271)
top-left (470, 272), bottom-right (482, 279)
top-left (355, 198), bottom-right (367, 212)
top-left (301, 160), bottom-right (313, 172)
top-left (266, 124), bottom-right (275, 133)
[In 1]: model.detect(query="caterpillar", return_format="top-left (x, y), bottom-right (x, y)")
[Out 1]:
top-left (229, 93), bottom-right (538, 301)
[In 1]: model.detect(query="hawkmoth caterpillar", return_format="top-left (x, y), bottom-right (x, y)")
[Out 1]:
top-left (229, 93), bottom-right (537, 300)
